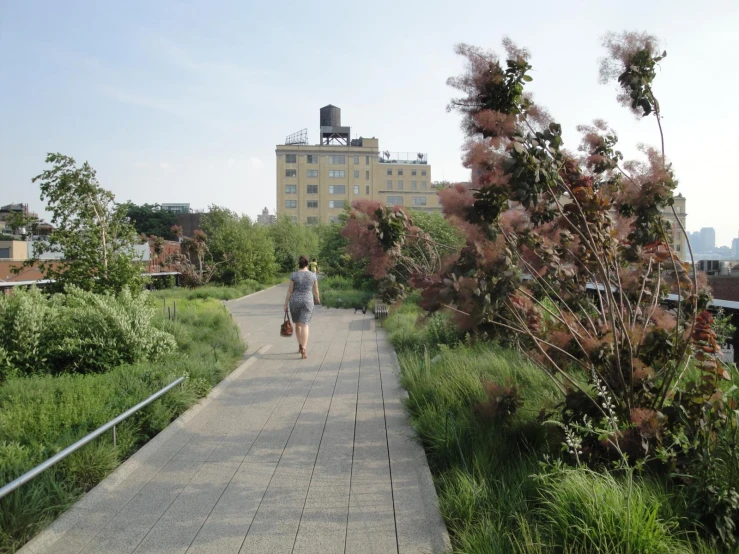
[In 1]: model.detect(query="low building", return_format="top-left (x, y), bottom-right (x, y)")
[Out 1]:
top-left (0, 203), bottom-right (38, 235)
top-left (0, 240), bottom-right (29, 261)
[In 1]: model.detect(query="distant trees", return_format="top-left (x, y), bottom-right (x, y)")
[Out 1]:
top-left (126, 203), bottom-right (178, 240)
top-left (21, 153), bottom-right (143, 294)
top-left (266, 215), bottom-right (319, 273)
top-left (201, 206), bottom-right (277, 284)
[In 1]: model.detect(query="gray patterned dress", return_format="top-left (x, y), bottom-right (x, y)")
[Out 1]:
top-left (289, 270), bottom-right (317, 325)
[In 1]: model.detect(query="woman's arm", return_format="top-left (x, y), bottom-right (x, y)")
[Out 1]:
top-left (284, 280), bottom-right (294, 308)
top-left (313, 279), bottom-right (320, 304)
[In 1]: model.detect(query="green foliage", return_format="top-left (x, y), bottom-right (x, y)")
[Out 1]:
top-left (408, 210), bottom-right (465, 251)
top-left (0, 234), bottom-right (13, 241)
top-left (151, 275), bottom-right (285, 302)
top-left (23, 153), bottom-right (144, 294)
top-left (266, 215), bottom-right (319, 273)
top-left (316, 217), bottom-right (376, 292)
top-left (0, 287), bottom-right (175, 380)
top-left (125, 203), bottom-right (178, 240)
top-left (201, 206), bottom-right (277, 284)
top-left (319, 276), bottom-right (374, 310)
top-left (533, 466), bottom-right (695, 554)
top-left (0, 295), bottom-right (245, 551)
top-left (387, 311), bottom-right (713, 553)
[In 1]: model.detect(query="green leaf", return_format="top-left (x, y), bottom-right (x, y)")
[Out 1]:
top-left (522, 75), bottom-right (533, 82)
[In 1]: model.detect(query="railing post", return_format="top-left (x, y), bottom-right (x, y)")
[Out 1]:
top-left (113, 425), bottom-right (117, 448)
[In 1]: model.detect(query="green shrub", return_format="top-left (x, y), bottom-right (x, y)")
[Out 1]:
top-left (151, 276), bottom-right (286, 303)
top-left (0, 296), bottom-right (245, 552)
top-left (533, 467), bottom-right (698, 554)
top-left (0, 287), bottom-right (176, 379)
top-left (389, 326), bottom-right (712, 553)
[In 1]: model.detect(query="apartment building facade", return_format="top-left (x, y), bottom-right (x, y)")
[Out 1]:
top-left (276, 105), bottom-right (438, 224)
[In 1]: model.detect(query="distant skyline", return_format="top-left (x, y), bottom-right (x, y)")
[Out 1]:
top-left (1, 0), bottom-right (737, 245)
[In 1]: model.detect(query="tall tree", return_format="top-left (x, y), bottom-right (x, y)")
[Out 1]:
top-left (126, 203), bottom-right (178, 240)
top-left (266, 214), bottom-right (319, 273)
top-left (21, 153), bottom-right (143, 293)
top-left (201, 206), bottom-right (276, 284)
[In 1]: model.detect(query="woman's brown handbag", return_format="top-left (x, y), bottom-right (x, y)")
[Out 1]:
top-left (281, 307), bottom-right (293, 337)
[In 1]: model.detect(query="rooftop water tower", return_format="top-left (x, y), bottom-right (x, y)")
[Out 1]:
top-left (320, 104), bottom-right (350, 145)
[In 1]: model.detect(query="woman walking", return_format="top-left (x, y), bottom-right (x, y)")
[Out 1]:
top-left (284, 255), bottom-right (320, 359)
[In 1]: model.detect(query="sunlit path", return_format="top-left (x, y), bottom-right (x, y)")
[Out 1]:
top-left (21, 284), bottom-right (448, 554)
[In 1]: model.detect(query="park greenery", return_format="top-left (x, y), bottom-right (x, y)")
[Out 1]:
top-left (4, 27), bottom-right (739, 554)
top-left (20, 154), bottom-right (144, 294)
top-left (126, 203), bottom-right (179, 240)
top-left (335, 32), bottom-right (739, 551)
top-left (0, 287), bottom-right (247, 552)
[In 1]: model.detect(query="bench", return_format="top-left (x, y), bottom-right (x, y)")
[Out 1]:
top-left (374, 302), bottom-right (389, 320)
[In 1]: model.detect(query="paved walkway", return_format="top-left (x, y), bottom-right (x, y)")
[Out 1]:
top-left (21, 284), bottom-right (449, 554)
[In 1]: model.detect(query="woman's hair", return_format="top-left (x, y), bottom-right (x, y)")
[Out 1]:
top-left (298, 255), bottom-right (309, 269)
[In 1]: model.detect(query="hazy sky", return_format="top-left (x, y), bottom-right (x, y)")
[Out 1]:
top-left (1, 0), bottom-right (737, 246)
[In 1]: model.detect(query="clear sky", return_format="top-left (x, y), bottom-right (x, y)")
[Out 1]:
top-left (1, 0), bottom-right (737, 246)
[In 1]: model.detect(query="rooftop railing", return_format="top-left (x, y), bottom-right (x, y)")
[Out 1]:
top-left (378, 152), bottom-right (428, 164)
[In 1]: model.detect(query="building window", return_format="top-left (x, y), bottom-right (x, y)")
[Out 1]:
top-left (328, 170), bottom-right (346, 178)
top-left (353, 185), bottom-right (360, 194)
top-left (286, 169), bottom-right (297, 177)
top-left (387, 169), bottom-right (392, 176)
top-left (365, 170), bottom-right (369, 180)
top-left (676, 244), bottom-right (681, 252)
top-left (353, 155), bottom-right (359, 164)
top-left (285, 154), bottom-right (297, 163)
top-left (387, 196), bottom-right (403, 205)
top-left (387, 180), bottom-right (393, 190)
top-left (285, 185), bottom-right (297, 194)
top-left (421, 170), bottom-right (427, 176)
top-left (328, 185), bottom-right (346, 194)
top-left (366, 156), bottom-right (370, 165)
top-left (413, 196), bottom-right (427, 206)
top-left (307, 200), bottom-right (318, 209)
top-left (329, 216), bottom-right (340, 224)
top-left (329, 200), bottom-right (342, 209)
top-left (328, 155), bottom-right (345, 164)
top-left (291, 216), bottom-right (297, 223)
top-left (354, 170), bottom-right (359, 178)
top-left (307, 169), bottom-right (318, 178)
top-left (307, 155), bottom-right (318, 164)
top-left (366, 185), bottom-right (370, 195)
top-left (307, 184), bottom-right (318, 194)
top-left (285, 200), bottom-right (297, 208)
top-left (421, 181), bottom-right (427, 190)
top-left (397, 169), bottom-right (403, 176)
top-left (411, 181), bottom-right (417, 190)
top-left (412, 170), bottom-right (417, 176)
top-left (397, 180), bottom-right (404, 190)
top-left (307, 217), bottom-right (319, 225)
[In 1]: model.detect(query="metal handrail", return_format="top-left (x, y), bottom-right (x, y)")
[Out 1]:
top-left (0, 376), bottom-right (185, 500)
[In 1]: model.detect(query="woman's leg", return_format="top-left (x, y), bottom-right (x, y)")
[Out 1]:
top-left (295, 323), bottom-right (303, 349)
top-left (303, 324), bottom-right (310, 351)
